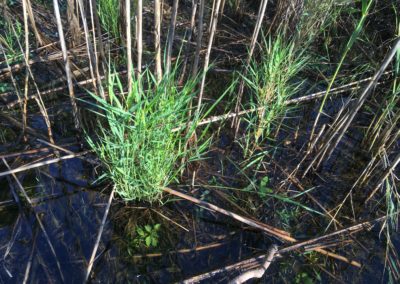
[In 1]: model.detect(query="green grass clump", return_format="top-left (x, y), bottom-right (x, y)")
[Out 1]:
top-left (87, 69), bottom-right (201, 202)
top-left (241, 35), bottom-right (308, 153)
top-left (97, 0), bottom-right (120, 40)
top-left (0, 19), bottom-right (23, 62)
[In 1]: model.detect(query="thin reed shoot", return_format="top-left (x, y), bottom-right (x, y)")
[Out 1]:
top-left (240, 35), bottom-right (308, 154)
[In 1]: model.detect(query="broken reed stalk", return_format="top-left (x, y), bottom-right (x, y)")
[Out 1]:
top-left (323, 38), bottom-right (400, 159)
top-left (308, 0), bottom-right (373, 144)
top-left (77, 0), bottom-right (99, 97)
top-left (365, 152), bottom-right (400, 203)
top-left (230, 244), bottom-right (278, 284)
top-left (185, 213), bottom-right (397, 283)
top-left (304, 37), bottom-right (400, 175)
top-left (154, 0), bottom-right (162, 81)
top-left (88, 0), bottom-right (107, 76)
top-left (22, 0), bottom-right (30, 139)
top-left (66, 0), bottom-right (81, 46)
top-left (52, 0), bottom-right (81, 131)
top-left (197, 0), bottom-right (222, 114)
top-left (232, 0), bottom-right (269, 134)
top-left (192, 0), bottom-right (205, 77)
top-left (137, 0), bottom-right (143, 74)
top-left (14, 3), bottom-right (55, 144)
top-left (163, 187), bottom-right (361, 267)
top-left (279, 212), bottom-right (399, 254)
top-left (25, 0), bottom-right (45, 45)
top-left (88, 0), bottom-right (106, 100)
top-left (85, 187), bottom-right (115, 282)
top-left (163, 187), bottom-right (291, 240)
top-left (166, 0), bottom-right (179, 74)
top-left (182, 252), bottom-right (277, 283)
top-left (219, 0), bottom-right (226, 19)
top-left (126, 0), bottom-right (133, 90)
top-left (0, 151), bottom-right (90, 178)
top-left (179, 0), bottom-right (198, 83)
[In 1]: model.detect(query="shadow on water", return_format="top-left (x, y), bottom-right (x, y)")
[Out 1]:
top-left (0, 148), bottom-right (274, 283)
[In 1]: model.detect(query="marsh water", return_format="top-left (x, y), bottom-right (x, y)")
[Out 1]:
top-left (0, 88), bottom-right (398, 283)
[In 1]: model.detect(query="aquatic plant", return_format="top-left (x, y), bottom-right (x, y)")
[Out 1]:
top-left (86, 67), bottom-right (203, 202)
top-left (133, 223), bottom-right (161, 248)
top-left (240, 35), bottom-right (308, 154)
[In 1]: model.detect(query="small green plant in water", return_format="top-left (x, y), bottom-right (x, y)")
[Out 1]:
top-left (134, 224), bottom-right (161, 248)
top-left (294, 271), bottom-right (315, 284)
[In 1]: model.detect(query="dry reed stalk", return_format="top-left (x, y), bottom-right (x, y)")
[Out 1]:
top-left (137, 0), bottom-right (143, 74)
top-left (166, 0), bottom-right (180, 74)
top-left (179, 0), bottom-right (198, 83)
top-left (17, 1), bottom-right (55, 144)
top-left (88, 0), bottom-right (106, 100)
top-left (232, 0), bottom-right (269, 134)
top-left (0, 142), bottom-right (76, 160)
top-left (192, 0), bottom-right (205, 78)
top-left (219, 0), bottom-right (226, 19)
top-left (154, 0), bottom-right (162, 81)
top-left (208, 0), bottom-right (216, 34)
top-left (365, 153), bottom-right (400, 203)
top-left (0, 151), bottom-right (90, 178)
top-left (278, 214), bottom-right (395, 254)
top-left (88, 0), bottom-right (106, 73)
top-left (52, 0), bottom-right (81, 131)
top-left (191, 0), bottom-right (205, 77)
top-left (126, 0), bottom-right (133, 91)
top-left (230, 245), bottom-right (278, 284)
top-left (163, 187), bottom-right (361, 268)
top-left (130, 241), bottom-right (225, 259)
top-left (67, 0), bottom-right (81, 46)
top-left (77, 0), bottom-right (99, 97)
top-left (25, 0), bottom-right (45, 46)
top-left (354, 119), bottom-right (399, 189)
top-left (85, 187), bottom-right (115, 282)
top-left (304, 38), bottom-right (400, 175)
top-left (163, 187), bottom-right (291, 240)
top-left (197, 0), bottom-right (223, 113)
top-left (21, 0), bottom-right (30, 139)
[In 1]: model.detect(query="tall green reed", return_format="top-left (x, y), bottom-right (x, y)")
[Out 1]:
top-left (97, 0), bottom-right (120, 40)
top-left (310, 0), bottom-right (374, 140)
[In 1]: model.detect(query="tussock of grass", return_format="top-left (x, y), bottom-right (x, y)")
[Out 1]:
top-left (87, 69), bottom-right (201, 202)
top-left (241, 35), bottom-right (308, 153)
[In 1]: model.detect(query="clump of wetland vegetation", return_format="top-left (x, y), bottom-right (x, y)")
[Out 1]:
top-left (0, 0), bottom-right (399, 283)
